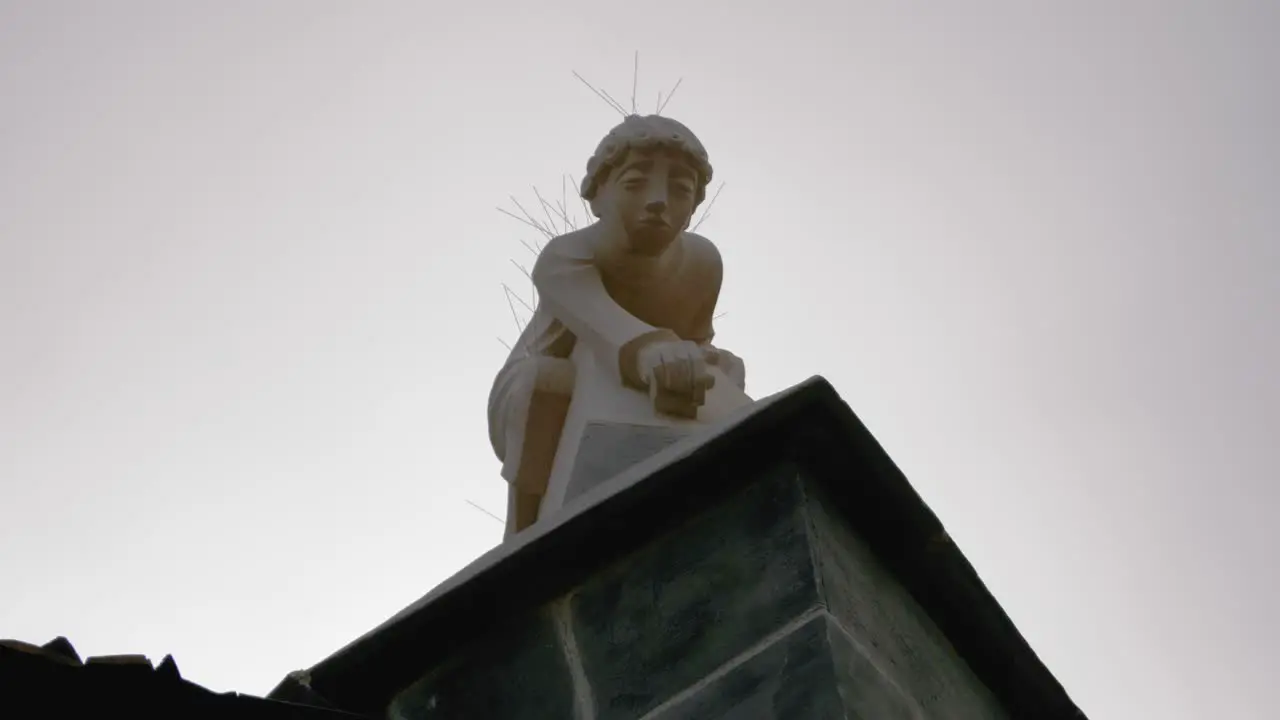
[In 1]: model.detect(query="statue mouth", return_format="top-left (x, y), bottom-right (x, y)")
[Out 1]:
top-left (638, 217), bottom-right (669, 229)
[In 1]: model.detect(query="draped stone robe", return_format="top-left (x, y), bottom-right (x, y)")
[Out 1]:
top-left (487, 226), bottom-right (731, 534)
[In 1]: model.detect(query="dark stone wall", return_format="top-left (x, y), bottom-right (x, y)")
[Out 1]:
top-left (389, 464), bottom-right (1007, 720)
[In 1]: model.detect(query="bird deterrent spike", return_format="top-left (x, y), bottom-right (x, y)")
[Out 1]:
top-left (510, 197), bottom-right (556, 239)
top-left (562, 175), bottom-right (576, 230)
top-left (498, 207), bottom-right (553, 239)
top-left (533, 186), bottom-right (559, 235)
top-left (571, 174), bottom-right (592, 221)
top-left (657, 77), bottom-right (682, 114)
top-left (502, 280), bottom-right (535, 313)
top-left (502, 283), bottom-right (525, 338)
top-left (516, 237), bottom-right (540, 258)
top-left (465, 500), bottom-right (504, 524)
top-left (572, 71), bottom-right (628, 116)
top-left (691, 181), bottom-right (726, 232)
top-left (632, 51), bottom-right (639, 115)
top-left (600, 87), bottom-right (630, 117)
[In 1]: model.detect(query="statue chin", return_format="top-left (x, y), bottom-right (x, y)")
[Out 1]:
top-left (625, 228), bottom-right (678, 256)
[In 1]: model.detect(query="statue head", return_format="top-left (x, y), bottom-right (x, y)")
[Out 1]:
top-left (580, 114), bottom-right (714, 255)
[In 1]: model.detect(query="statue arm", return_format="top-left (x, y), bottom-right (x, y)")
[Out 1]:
top-left (685, 235), bottom-right (747, 391)
top-left (532, 235), bottom-right (678, 388)
top-left (687, 233), bottom-right (723, 346)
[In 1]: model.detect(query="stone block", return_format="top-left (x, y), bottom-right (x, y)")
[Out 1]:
top-left (388, 465), bottom-right (1008, 719)
top-left (645, 614), bottom-right (846, 720)
top-left (564, 422), bottom-right (696, 506)
top-left (279, 378), bottom-right (1082, 720)
top-left (648, 613), bottom-right (929, 720)
top-left (568, 465), bottom-right (817, 719)
top-left (388, 609), bottom-right (577, 720)
top-left (805, 478), bottom-right (1008, 718)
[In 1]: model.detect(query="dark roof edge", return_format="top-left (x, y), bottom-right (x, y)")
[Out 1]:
top-left (279, 376), bottom-right (1083, 718)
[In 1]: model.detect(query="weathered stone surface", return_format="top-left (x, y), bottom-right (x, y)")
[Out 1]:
top-left (646, 614), bottom-right (843, 720)
top-left (804, 478), bottom-right (1008, 718)
top-left (824, 618), bottom-right (921, 720)
top-left (568, 465), bottom-right (819, 720)
top-left (286, 378), bottom-right (1081, 719)
top-left (385, 467), bottom-right (1010, 720)
top-left (388, 608), bottom-right (576, 720)
top-left (564, 422), bottom-right (696, 505)
top-left (387, 468), bottom-right (1009, 720)
top-left (649, 613), bottom-right (925, 720)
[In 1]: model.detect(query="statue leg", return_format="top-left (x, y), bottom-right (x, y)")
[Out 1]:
top-left (496, 357), bottom-right (575, 538)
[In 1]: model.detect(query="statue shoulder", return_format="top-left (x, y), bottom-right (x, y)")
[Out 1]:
top-left (541, 227), bottom-right (592, 254)
top-left (533, 228), bottom-right (597, 274)
top-left (680, 231), bottom-right (724, 280)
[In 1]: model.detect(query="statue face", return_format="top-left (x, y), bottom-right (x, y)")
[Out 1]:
top-left (595, 147), bottom-right (699, 256)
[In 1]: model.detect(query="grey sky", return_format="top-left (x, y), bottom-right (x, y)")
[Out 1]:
top-left (2, 2), bottom-right (1277, 717)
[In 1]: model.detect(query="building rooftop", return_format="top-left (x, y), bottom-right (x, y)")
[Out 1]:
top-left (0, 635), bottom-right (368, 719)
top-left (272, 376), bottom-right (1084, 718)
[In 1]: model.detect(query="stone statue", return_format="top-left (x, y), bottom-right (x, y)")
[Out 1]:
top-left (488, 114), bottom-right (752, 538)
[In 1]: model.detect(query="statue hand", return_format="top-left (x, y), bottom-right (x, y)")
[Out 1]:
top-left (702, 345), bottom-right (746, 391)
top-left (636, 339), bottom-right (716, 418)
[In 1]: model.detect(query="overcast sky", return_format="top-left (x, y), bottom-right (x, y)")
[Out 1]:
top-left (2, 2), bottom-right (1277, 717)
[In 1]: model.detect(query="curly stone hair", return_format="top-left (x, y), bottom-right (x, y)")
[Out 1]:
top-left (579, 114), bottom-right (714, 218)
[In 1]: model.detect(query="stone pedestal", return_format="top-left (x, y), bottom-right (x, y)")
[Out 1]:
top-left (392, 469), bottom-right (1005, 719)
top-left (271, 377), bottom-right (1084, 720)
top-left (539, 340), bottom-right (753, 519)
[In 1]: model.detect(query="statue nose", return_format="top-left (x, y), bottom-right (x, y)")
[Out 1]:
top-left (645, 197), bottom-right (667, 213)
